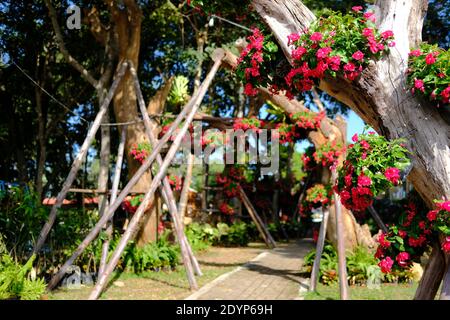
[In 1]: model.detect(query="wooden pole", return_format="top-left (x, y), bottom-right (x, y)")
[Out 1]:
top-left (309, 208), bottom-right (329, 292)
top-left (33, 62), bottom-right (128, 255)
top-left (332, 169), bottom-right (349, 300)
top-left (130, 63), bottom-right (200, 284)
top-left (178, 153), bottom-right (195, 223)
top-left (414, 241), bottom-right (445, 300)
top-left (98, 125), bottom-right (127, 278)
top-left (88, 55), bottom-right (224, 299)
top-left (46, 61), bottom-right (205, 290)
top-left (368, 205), bottom-right (388, 233)
top-left (238, 185), bottom-right (276, 248)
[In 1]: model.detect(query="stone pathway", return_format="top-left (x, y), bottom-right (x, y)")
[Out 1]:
top-left (186, 239), bottom-right (314, 300)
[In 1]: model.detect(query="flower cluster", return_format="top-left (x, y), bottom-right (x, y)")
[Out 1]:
top-left (334, 131), bottom-right (409, 212)
top-left (219, 203), bottom-right (235, 215)
top-left (122, 195), bottom-right (145, 214)
top-left (375, 202), bottom-right (433, 274)
top-left (291, 110), bottom-right (325, 130)
top-left (233, 117), bottom-right (264, 132)
top-left (167, 174), bottom-right (183, 191)
top-left (301, 147), bottom-right (317, 171)
top-left (313, 140), bottom-right (344, 167)
top-left (427, 200), bottom-right (450, 253)
top-left (306, 184), bottom-right (332, 206)
top-left (130, 142), bottom-right (152, 164)
top-left (407, 43), bottom-right (450, 107)
top-left (216, 166), bottom-right (246, 198)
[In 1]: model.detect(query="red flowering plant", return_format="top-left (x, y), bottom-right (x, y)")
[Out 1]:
top-left (167, 174), bottom-right (183, 191)
top-left (274, 123), bottom-right (297, 144)
top-left (375, 201), bottom-right (433, 279)
top-left (301, 146), bottom-right (317, 171)
top-left (233, 117), bottom-right (264, 132)
top-left (282, 8), bottom-right (394, 97)
top-left (313, 140), bottom-right (344, 167)
top-left (215, 166), bottom-right (251, 198)
top-left (291, 110), bottom-right (325, 130)
top-left (334, 130), bottom-right (410, 212)
top-left (122, 195), bottom-right (145, 214)
top-left (305, 184), bottom-right (333, 207)
top-left (130, 142), bottom-right (152, 164)
top-left (407, 43), bottom-right (450, 107)
top-left (219, 202), bottom-right (235, 215)
top-left (427, 200), bottom-right (450, 253)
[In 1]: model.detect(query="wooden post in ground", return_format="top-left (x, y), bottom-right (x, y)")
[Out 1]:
top-left (368, 205), bottom-right (388, 233)
top-left (238, 185), bottom-right (276, 248)
top-left (332, 169), bottom-right (349, 300)
top-left (98, 125), bottom-right (127, 278)
top-left (47, 61), bottom-right (207, 290)
top-left (88, 54), bottom-right (224, 300)
top-left (33, 62), bottom-right (128, 255)
top-left (414, 241), bottom-right (445, 300)
top-left (130, 63), bottom-right (200, 282)
top-left (309, 208), bottom-right (329, 292)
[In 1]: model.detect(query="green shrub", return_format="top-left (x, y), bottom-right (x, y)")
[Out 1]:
top-left (215, 221), bottom-right (250, 247)
top-left (0, 235), bottom-right (46, 300)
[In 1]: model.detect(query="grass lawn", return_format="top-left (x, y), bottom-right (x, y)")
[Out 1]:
top-left (49, 243), bottom-right (266, 300)
top-left (304, 282), bottom-right (419, 300)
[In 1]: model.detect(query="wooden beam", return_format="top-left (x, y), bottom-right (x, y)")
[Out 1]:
top-left (368, 205), bottom-right (388, 234)
top-left (309, 208), bottom-right (329, 292)
top-left (33, 62), bottom-right (128, 255)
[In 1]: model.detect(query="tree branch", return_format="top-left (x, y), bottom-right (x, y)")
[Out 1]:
top-left (44, 0), bottom-right (98, 88)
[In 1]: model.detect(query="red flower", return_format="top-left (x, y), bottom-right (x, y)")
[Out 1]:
top-left (396, 252), bottom-right (410, 268)
top-left (352, 6), bottom-right (363, 12)
top-left (357, 174), bottom-right (372, 187)
top-left (316, 47), bottom-right (332, 59)
top-left (363, 11), bottom-right (376, 23)
top-left (351, 133), bottom-right (358, 142)
top-left (362, 28), bottom-right (374, 37)
top-left (409, 49), bottom-right (422, 57)
top-left (381, 30), bottom-right (394, 39)
top-left (384, 167), bottom-right (400, 185)
top-left (344, 62), bottom-right (356, 72)
top-left (425, 53), bottom-right (436, 65)
top-left (378, 233), bottom-right (391, 248)
top-left (292, 46), bottom-right (307, 60)
top-left (442, 237), bottom-right (450, 253)
top-left (375, 246), bottom-right (384, 259)
top-left (378, 257), bottom-right (394, 273)
top-left (398, 230), bottom-right (407, 238)
top-left (360, 140), bottom-right (370, 150)
top-left (310, 32), bottom-right (323, 42)
top-left (352, 50), bottom-right (364, 61)
top-left (244, 83), bottom-right (258, 96)
top-left (287, 33), bottom-right (300, 45)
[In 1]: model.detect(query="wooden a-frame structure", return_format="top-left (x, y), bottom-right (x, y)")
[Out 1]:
top-left (33, 49), bottom-right (276, 299)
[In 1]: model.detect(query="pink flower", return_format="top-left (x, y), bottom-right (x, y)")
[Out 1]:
top-left (409, 49), bottom-right (422, 57)
top-left (352, 50), bottom-right (364, 61)
top-left (344, 62), bottom-right (356, 72)
top-left (388, 41), bottom-right (396, 47)
top-left (357, 174), bottom-right (372, 187)
top-left (363, 11), bottom-right (376, 23)
top-left (352, 6), bottom-right (363, 12)
top-left (396, 252), bottom-right (410, 267)
top-left (361, 152), bottom-right (367, 160)
top-left (287, 33), bottom-right (300, 45)
top-left (437, 201), bottom-right (450, 212)
top-left (425, 53), bottom-right (436, 65)
top-left (310, 32), bottom-right (323, 42)
top-left (316, 47), bottom-right (332, 59)
top-left (398, 230), bottom-right (407, 238)
top-left (414, 79), bottom-right (425, 92)
top-left (427, 210), bottom-right (437, 221)
top-left (292, 46), bottom-right (307, 60)
top-left (352, 133), bottom-right (358, 142)
top-left (360, 140), bottom-right (370, 150)
top-left (381, 30), bottom-right (394, 39)
top-left (378, 233), bottom-right (391, 248)
top-left (442, 237), bottom-right (450, 253)
top-left (362, 28), bottom-right (374, 37)
top-left (384, 167), bottom-right (400, 185)
top-left (378, 257), bottom-right (394, 273)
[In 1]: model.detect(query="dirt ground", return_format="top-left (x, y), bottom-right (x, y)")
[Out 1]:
top-left (49, 243), bottom-right (267, 300)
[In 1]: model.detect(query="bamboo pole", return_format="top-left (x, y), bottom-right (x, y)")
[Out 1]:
top-left (33, 62), bottom-right (128, 255)
top-left (46, 61), bottom-right (205, 290)
top-left (98, 126), bottom-right (127, 278)
top-left (309, 208), bottom-right (329, 292)
top-left (178, 153), bottom-right (195, 223)
top-left (238, 185), bottom-right (276, 248)
top-left (332, 169), bottom-right (349, 300)
top-left (88, 54), bottom-right (224, 299)
top-left (130, 63), bottom-right (200, 284)
top-left (368, 205), bottom-right (388, 233)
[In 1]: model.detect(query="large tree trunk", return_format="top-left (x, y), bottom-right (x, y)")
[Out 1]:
top-left (251, 0), bottom-right (450, 298)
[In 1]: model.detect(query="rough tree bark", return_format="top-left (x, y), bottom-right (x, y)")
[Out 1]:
top-left (251, 0), bottom-right (450, 299)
